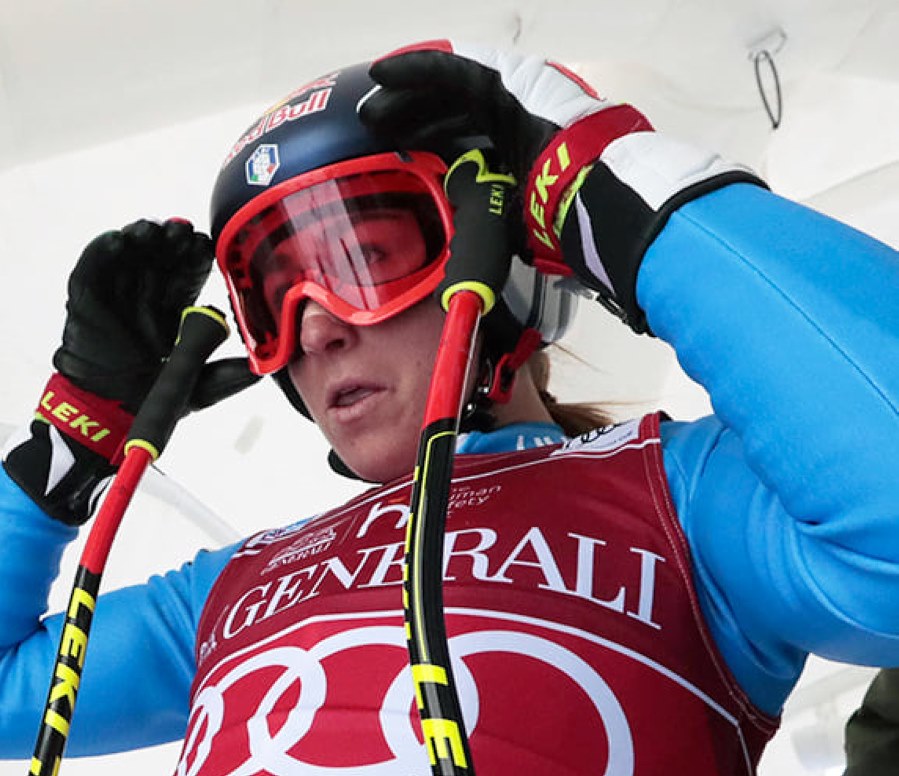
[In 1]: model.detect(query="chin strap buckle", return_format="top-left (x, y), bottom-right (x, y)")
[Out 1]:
top-left (484, 328), bottom-right (543, 404)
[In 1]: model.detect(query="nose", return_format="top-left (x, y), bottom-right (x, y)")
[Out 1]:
top-left (298, 300), bottom-right (355, 355)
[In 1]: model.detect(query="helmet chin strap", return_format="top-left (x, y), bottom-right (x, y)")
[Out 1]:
top-left (458, 353), bottom-right (498, 434)
top-left (464, 327), bottom-right (542, 423)
top-left (326, 448), bottom-right (363, 480)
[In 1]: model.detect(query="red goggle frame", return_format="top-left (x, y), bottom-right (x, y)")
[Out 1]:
top-left (217, 151), bottom-right (452, 375)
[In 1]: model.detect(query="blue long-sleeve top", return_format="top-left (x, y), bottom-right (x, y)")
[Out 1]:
top-left (1, 184), bottom-right (898, 756)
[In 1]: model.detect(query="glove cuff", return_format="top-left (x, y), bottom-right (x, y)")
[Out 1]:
top-left (0, 374), bottom-right (135, 525)
top-left (36, 373), bottom-right (134, 464)
top-left (559, 132), bottom-right (767, 333)
top-left (524, 104), bottom-right (653, 265)
top-left (2, 418), bottom-right (118, 526)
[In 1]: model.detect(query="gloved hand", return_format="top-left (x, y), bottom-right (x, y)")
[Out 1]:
top-left (361, 40), bottom-right (764, 333)
top-left (2, 219), bottom-right (260, 524)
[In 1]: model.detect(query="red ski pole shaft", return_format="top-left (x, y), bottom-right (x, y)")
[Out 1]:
top-left (403, 149), bottom-right (517, 776)
top-left (28, 306), bottom-right (229, 776)
top-left (404, 287), bottom-right (491, 776)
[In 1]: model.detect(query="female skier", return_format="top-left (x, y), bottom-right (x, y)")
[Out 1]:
top-left (1, 42), bottom-right (898, 775)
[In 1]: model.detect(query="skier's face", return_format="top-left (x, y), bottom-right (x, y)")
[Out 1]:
top-left (287, 298), bottom-right (451, 482)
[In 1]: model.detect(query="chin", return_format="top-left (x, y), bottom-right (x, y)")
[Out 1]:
top-left (345, 459), bottom-right (414, 484)
top-left (336, 440), bottom-right (418, 484)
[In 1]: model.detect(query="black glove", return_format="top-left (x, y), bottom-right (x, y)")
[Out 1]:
top-left (361, 40), bottom-right (765, 333)
top-left (2, 219), bottom-right (260, 525)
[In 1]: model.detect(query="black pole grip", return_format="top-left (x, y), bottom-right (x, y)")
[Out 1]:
top-left (437, 150), bottom-right (516, 313)
top-left (126, 306), bottom-right (229, 457)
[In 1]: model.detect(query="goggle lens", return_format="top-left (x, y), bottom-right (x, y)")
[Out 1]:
top-left (219, 155), bottom-right (451, 373)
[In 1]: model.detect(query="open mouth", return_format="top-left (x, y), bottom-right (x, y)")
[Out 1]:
top-left (332, 385), bottom-right (377, 407)
top-left (328, 381), bottom-right (384, 411)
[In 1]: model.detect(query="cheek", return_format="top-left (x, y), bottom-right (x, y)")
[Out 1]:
top-left (285, 359), bottom-right (323, 423)
top-left (381, 305), bottom-right (444, 417)
top-left (395, 339), bottom-right (438, 412)
top-left (409, 313), bottom-right (447, 376)
top-left (396, 308), bottom-right (484, 422)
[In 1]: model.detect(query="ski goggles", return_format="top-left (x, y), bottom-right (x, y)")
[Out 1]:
top-left (217, 152), bottom-right (452, 374)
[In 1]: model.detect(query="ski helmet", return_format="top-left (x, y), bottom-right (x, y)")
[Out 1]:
top-left (210, 61), bottom-right (577, 421)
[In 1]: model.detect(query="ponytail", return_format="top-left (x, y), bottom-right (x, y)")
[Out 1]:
top-left (528, 349), bottom-right (614, 436)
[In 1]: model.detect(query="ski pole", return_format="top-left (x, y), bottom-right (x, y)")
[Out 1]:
top-left (28, 305), bottom-right (230, 776)
top-left (404, 150), bottom-right (515, 776)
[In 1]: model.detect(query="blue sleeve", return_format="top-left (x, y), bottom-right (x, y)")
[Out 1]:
top-left (641, 183), bottom-right (899, 715)
top-left (0, 467), bottom-right (238, 757)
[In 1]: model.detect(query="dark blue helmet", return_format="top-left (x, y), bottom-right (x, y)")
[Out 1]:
top-left (210, 60), bottom-right (576, 356)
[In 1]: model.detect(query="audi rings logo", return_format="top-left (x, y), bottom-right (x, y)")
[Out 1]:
top-left (177, 616), bottom-right (635, 775)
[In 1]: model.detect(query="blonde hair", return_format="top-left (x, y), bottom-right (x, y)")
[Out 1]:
top-left (528, 349), bottom-right (614, 436)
